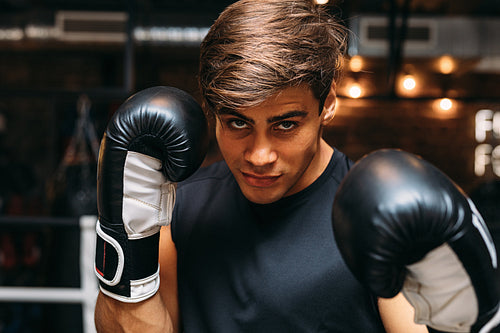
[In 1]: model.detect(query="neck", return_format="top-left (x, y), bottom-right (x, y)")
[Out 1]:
top-left (317, 139), bottom-right (334, 175)
top-left (285, 139), bottom-right (333, 198)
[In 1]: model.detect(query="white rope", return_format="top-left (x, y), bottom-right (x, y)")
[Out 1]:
top-left (80, 215), bottom-right (98, 333)
top-left (0, 215), bottom-right (98, 333)
top-left (0, 287), bottom-right (91, 303)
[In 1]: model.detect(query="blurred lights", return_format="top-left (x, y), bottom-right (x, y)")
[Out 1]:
top-left (475, 144), bottom-right (500, 177)
top-left (475, 109), bottom-right (500, 142)
top-left (0, 22), bottom-right (472, 118)
top-left (25, 25), bottom-right (58, 39)
top-left (439, 98), bottom-right (453, 111)
top-left (134, 26), bottom-right (209, 43)
top-left (438, 55), bottom-right (455, 74)
top-left (432, 98), bottom-right (457, 118)
top-left (0, 28), bottom-right (23, 41)
top-left (349, 55), bottom-right (363, 72)
top-left (402, 75), bottom-right (416, 91)
top-left (474, 110), bottom-right (500, 177)
top-left (314, 0), bottom-right (330, 4)
top-left (0, 25), bottom-right (209, 43)
top-left (348, 83), bottom-right (363, 99)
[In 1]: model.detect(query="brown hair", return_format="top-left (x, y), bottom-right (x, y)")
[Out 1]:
top-left (199, 0), bottom-right (347, 118)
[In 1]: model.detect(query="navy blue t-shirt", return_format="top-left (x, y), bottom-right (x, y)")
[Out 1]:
top-left (171, 149), bottom-right (386, 332)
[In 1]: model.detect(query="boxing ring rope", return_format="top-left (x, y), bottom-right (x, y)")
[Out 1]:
top-left (0, 215), bottom-right (98, 333)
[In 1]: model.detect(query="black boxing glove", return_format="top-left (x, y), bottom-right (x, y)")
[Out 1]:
top-left (94, 86), bottom-right (208, 303)
top-left (332, 149), bottom-right (500, 333)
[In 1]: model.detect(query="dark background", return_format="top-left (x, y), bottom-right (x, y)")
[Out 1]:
top-left (0, 0), bottom-right (499, 332)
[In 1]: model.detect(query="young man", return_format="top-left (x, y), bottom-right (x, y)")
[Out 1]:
top-left (95, 0), bottom-right (428, 331)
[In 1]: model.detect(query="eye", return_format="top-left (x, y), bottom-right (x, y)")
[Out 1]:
top-left (276, 121), bottom-right (297, 131)
top-left (229, 119), bottom-right (249, 130)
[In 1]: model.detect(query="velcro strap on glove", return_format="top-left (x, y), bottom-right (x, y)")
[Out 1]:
top-left (94, 221), bottom-right (161, 303)
top-left (94, 152), bottom-right (176, 302)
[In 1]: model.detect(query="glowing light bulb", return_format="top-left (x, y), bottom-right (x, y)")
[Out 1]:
top-left (439, 98), bottom-right (453, 111)
top-left (314, 0), bottom-right (329, 4)
top-left (349, 55), bottom-right (363, 72)
top-left (438, 55), bottom-right (454, 74)
top-left (348, 83), bottom-right (362, 99)
top-left (402, 75), bottom-right (416, 91)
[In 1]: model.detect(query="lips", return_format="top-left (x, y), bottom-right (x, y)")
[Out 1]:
top-left (241, 171), bottom-right (281, 187)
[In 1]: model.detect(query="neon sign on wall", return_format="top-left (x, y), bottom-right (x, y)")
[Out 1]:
top-left (475, 109), bottom-right (500, 177)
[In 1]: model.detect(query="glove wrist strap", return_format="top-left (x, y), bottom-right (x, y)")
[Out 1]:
top-left (99, 267), bottom-right (160, 303)
top-left (94, 220), bottom-right (160, 303)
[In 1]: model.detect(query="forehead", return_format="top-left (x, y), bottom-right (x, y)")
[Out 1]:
top-left (231, 85), bottom-right (319, 119)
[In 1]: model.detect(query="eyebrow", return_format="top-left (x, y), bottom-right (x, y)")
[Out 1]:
top-left (268, 111), bottom-right (308, 123)
top-left (218, 109), bottom-right (254, 124)
top-left (218, 109), bottom-right (308, 124)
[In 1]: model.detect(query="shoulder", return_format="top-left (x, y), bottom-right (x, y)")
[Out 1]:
top-left (177, 159), bottom-right (232, 191)
top-left (175, 159), bottom-right (236, 211)
top-left (171, 160), bottom-right (237, 245)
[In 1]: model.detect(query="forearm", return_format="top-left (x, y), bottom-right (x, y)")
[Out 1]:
top-left (378, 293), bottom-right (428, 333)
top-left (95, 291), bottom-right (173, 333)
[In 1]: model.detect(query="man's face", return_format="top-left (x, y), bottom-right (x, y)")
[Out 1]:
top-left (215, 85), bottom-right (335, 204)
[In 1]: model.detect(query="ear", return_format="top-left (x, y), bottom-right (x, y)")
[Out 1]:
top-left (321, 82), bottom-right (337, 125)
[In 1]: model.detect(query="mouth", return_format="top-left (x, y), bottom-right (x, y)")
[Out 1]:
top-left (241, 171), bottom-right (281, 187)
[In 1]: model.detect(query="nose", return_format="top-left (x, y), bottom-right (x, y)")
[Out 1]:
top-left (244, 133), bottom-right (278, 167)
